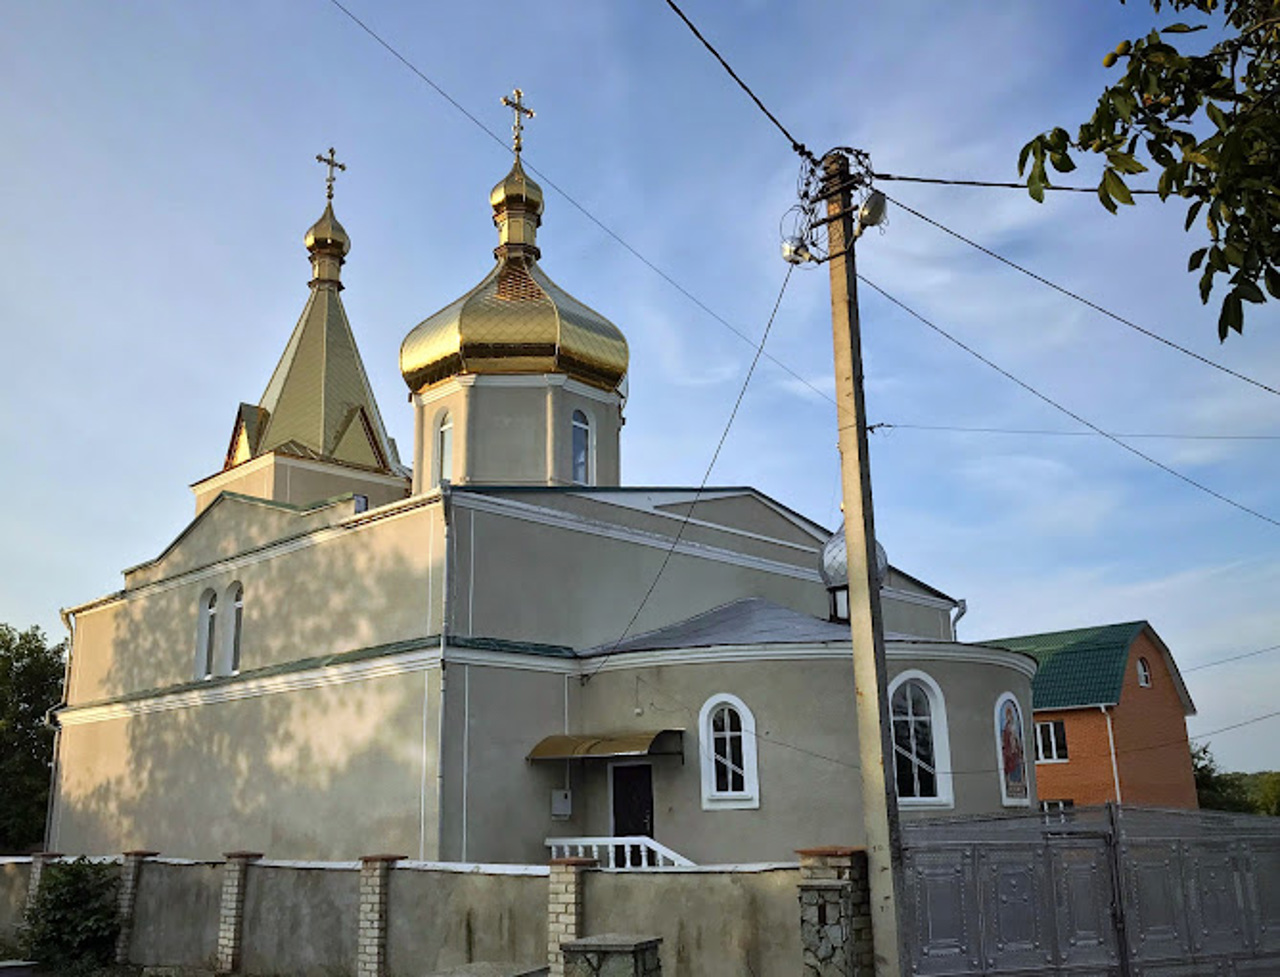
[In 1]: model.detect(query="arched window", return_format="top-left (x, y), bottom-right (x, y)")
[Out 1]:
top-left (229, 582), bottom-right (244, 674)
top-left (1137, 657), bottom-right (1152, 687)
top-left (197, 590), bottom-right (217, 679)
top-left (433, 411), bottom-right (453, 488)
top-left (697, 693), bottom-right (759, 810)
top-left (888, 670), bottom-right (953, 807)
top-left (571, 410), bottom-right (592, 485)
top-left (994, 693), bottom-right (1030, 807)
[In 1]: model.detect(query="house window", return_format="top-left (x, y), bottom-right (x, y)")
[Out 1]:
top-left (888, 670), bottom-right (953, 806)
top-left (229, 583), bottom-right (244, 674)
top-left (571, 410), bottom-right (592, 485)
top-left (433, 411), bottom-right (453, 488)
top-left (1137, 656), bottom-right (1152, 687)
top-left (197, 590), bottom-right (217, 679)
top-left (994, 693), bottom-right (1030, 806)
top-left (1036, 720), bottom-right (1069, 762)
top-left (697, 693), bottom-right (759, 810)
top-left (829, 586), bottom-right (850, 623)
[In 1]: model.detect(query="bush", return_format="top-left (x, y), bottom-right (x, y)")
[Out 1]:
top-left (21, 858), bottom-right (120, 974)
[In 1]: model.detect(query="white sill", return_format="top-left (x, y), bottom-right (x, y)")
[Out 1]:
top-left (898, 796), bottom-right (954, 809)
top-left (702, 793), bottom-right (759, 811)
top-left (1001, 798), bottom-right (1033, 808)
top-left (1035, 758), bottom-right (1070, 765)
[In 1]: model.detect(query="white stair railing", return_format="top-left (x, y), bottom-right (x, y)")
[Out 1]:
top-left (545, 836), bottom-right (694, 868)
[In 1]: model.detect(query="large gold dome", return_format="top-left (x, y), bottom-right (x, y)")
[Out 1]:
top-left (399, 160), bottom-right (628, 393)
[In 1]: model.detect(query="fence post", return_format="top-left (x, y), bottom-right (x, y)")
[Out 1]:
top-left (1103, 803), bottom-right (1134, 977)
top-left (357, 854), bottom-right (405, 977)
top-left (115, 850), bottom-right (158, 964)
top-left (798, 846), bottom-right (872, 976)
top-left (548, 857), bottom-right (596, 977)
top-left (216, 851), bottom-right (262, 974)
top-left (23, 852), bottom-right (62, 915)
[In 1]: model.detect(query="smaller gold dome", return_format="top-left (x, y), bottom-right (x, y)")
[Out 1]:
top-left (305, 202), bottom-right (351, 255)
top-left (489, 158), bottom-right (544, 215)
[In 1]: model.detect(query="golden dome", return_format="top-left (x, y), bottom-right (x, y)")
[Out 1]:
top-left (304, 202), bottom-right (351, 256)
top-left (400, 160), bottom-right (628, 393)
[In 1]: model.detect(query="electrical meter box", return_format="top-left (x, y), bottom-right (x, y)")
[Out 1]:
top-left (551, 789), bottom-right (572, 820)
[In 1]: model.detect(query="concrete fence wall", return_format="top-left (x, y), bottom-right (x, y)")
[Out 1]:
top-left (129, 860), bottom-right (222, 967)
top-left (0, 860), bottom-right (32, 943)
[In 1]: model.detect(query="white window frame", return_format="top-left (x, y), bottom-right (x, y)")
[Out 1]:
top-left (887, 670), bottom-right (954, 808)
top-left (697, 693), bottom-right (759, 810)
top-left (1035, 719), bottom-right (1069, 763)
top-left (195, 589), bottom-right (218, 680)
top-left (1137, 656), bottom-right (1152, 687)
top-left (226, 582), bottom-right (244, 675)
top-left (571, 408), bottom-right (594, 486)
top-left (432, 410), bottom-right (453, 488)
top-left (993, 692), bottom-right (1032, 808)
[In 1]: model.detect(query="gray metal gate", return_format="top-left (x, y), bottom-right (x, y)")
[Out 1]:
top-left (901, 805), bottom-right (1280, 976)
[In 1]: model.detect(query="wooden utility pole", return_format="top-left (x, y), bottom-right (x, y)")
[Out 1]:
top-left (821, 149), bottom-right (905, 976)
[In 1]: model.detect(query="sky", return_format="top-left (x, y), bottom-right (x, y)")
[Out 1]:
top-left (1, 2), bottom-right (1276, 771)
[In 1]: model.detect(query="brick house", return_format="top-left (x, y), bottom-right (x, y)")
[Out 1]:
top-left (991, 622), bottom-right (1198, 810)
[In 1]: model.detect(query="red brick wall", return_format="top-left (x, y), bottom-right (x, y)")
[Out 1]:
top-left (1111, 632), bottom-right (1198, 809)
top-left (1033, 708), bottom-right (1119, 807)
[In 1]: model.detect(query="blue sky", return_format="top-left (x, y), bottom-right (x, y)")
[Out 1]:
top-left (2, 2), bottom-right (1277, 770)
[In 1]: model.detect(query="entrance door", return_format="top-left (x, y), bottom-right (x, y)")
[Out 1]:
top-left (610, 763), bottom-right (654, 866)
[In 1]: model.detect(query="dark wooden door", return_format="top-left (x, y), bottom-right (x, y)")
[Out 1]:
top-left (611, 764), bottom-right (654, 866)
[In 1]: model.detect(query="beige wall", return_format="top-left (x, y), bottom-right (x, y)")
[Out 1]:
top-left (583, 868), bottom-right (801, 977)
top-left (882, 596), bottom-right (952, 640)
top-left (193, 454), bottom-right (409, 516)
top-left (70, 501), bottom-right (443, 704)
top-left (51, 667), bottom-right (439, 860)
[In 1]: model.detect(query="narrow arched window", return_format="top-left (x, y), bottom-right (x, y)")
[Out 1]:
top-left (229, 583), bottom-right (244, 674)
top-left (197, 590), bottom-right (217, 679)
top-left (888, 671), bottom-right (954, 806)
top-left (994, 693), bottom-right (1030, 807)
top-left (1137, 656), bottom-right (1152, 687)
top-left (698, 693), bottom-right (759, 809)
top-left (571, 410), bottom-right (591, 485)
top-left (433, 411), bottom-right (453, 488)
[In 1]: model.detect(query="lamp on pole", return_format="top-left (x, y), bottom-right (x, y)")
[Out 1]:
top-left (809, 148), bottom-right (904, 975)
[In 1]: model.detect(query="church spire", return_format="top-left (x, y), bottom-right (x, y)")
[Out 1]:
top-left (305, 148), bottom-right (350, 289)
top-left (490, 89), bottom-right (544, 260)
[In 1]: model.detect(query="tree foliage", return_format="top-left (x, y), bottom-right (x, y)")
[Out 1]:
top-left (1020, 0), bottom-right (1280, 338)
top-left (21, 857), bottom-right (120, 975)
top-left (1192, 742), bottom-right (1262, 811)
top-left (0, 624), bottom-right (65, 852)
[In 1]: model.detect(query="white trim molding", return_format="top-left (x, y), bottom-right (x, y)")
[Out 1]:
top-left (697, 693), bottom-right (760, 811)
top-left (887, 669), bottom-right (954, 809)
top-left (993, 692), bottom-right (1032, 808)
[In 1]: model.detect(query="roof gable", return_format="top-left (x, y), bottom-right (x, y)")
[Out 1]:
top-left (989, 621), bottom-right (1147, 710)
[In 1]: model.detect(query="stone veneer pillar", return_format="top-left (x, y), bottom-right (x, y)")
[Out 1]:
top-left (562, 934), bottom-right (662, 977)
top-left (797, 847), bottom-right (873, 976)
top-left (216, 851), bottom-right (262, 973)
top-left (115, 850), bottom-right (158, 964)
top-left (24, 852), bottom-right (62, 914)
top-left (548, 857), bottom-right (596, 977)
top-left (357, 854), bottom-right (405, 977)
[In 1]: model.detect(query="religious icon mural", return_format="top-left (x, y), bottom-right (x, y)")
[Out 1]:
top-left (998, 695), bottom-right (1029, 802)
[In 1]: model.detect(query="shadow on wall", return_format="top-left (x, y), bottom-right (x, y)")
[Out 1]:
top-left (59, 528), bottom-right (435, 860)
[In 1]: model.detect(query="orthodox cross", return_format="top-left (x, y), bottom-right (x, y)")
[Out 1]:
top-left (315, 147), bottom-right (346, 200)
top-left (501, 88), bottom-right (535, 157)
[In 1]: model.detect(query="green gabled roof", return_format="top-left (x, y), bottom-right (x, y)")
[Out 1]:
top-left (988, 621), bottom-right (1148, 710)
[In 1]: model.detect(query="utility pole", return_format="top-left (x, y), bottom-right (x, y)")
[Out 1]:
top-left (821, 149), bottom-right (905, 976)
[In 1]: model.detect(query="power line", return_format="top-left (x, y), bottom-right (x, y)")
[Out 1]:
top-left (323, 0), bottom-right (836, 409)
top-left (585, 265), bottom-right (796, 681)
top-left (858, 276), bottom-right (1280, 530)
top-left (1184, 642), bottom-right (1280, 673)
top-left (868, 422), bottom-right (1280, 441)
top-left (661, 0), bottom-right (814, 162)
top-left (884, 194), bottom-right (1280, 400)
top-left (874, 172), bottom-right (1162, 195)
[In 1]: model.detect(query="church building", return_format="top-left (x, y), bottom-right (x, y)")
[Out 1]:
top-left (49, 121), bottom-right (1038, 865)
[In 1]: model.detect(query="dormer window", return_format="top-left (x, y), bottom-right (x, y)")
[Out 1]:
top-left (1137, 656), bottom-right (1152, 687)
top-left (829, 586), bottom-right (850, 623)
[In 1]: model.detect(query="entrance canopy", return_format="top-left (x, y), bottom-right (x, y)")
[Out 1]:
top-left (527, 729), bottom-right (684, 761)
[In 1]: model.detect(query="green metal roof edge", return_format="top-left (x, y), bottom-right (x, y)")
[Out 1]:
top-left (987, 621), bottom-right (1149, 710)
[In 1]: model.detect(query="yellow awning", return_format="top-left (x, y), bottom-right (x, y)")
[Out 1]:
top-left (527, 729), bottom-right (684, 761)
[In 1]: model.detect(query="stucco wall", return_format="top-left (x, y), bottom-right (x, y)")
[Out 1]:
top-left (0, 859), bottom-right (31, 941)
top-left (129, 860), bottom-right (221, 966)
top-left (69, 500), bottom-right (442, 703)
top-left (241, 864), bottom-right (359, 977)
top-left (51, 667), bottom-right (438, 860)
top-left (385, 867), bottom-right (547, 973)
top-left (582, 867), bottom-right (801, 977)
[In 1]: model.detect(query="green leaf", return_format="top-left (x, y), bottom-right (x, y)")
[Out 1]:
top-left (1147, 140), bottom-right (1175, 167)
top-left (1017, 140), bottom-right (1034, 175)
top-left (1028, 174), bottom-right (1046, 202)
top-left (1184, 199), bottom-right (1203, 230)
top-left (1205, 102), bottom-right (1228, 131)
top-left (1222, 243), bottom-right (1245, 266)
top-left (1188, 247), bottom-right (1208, 270)
top-left (1106, 150), bottom-right (1148, 174)
top-left (1235, 278), bottom-right (1266, 303)
top-left (1161, 22), bottom-right (1206, 33)
top-left (1199, 268), bottom-right (1215, 304)
top-left (1208, 246), bottom-right (1228, 272)
top-left (1265, 267), bottom-right (1280, 300)
top-left (1219, 293), bottom-right (1243, 338)
top-left (1103, 168), bottom-right (1135, 205)
top-left (1097, 182), bottom-right (1118, 214)
top-left (1049, 151), bottom-right (1077, 173)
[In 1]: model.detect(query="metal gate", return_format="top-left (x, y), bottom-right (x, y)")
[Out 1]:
top-left (900, 805), bottom-right (1280, 976)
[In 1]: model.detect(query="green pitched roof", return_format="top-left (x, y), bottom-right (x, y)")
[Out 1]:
top-left (988, 621), bottom-right (1148, 710)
